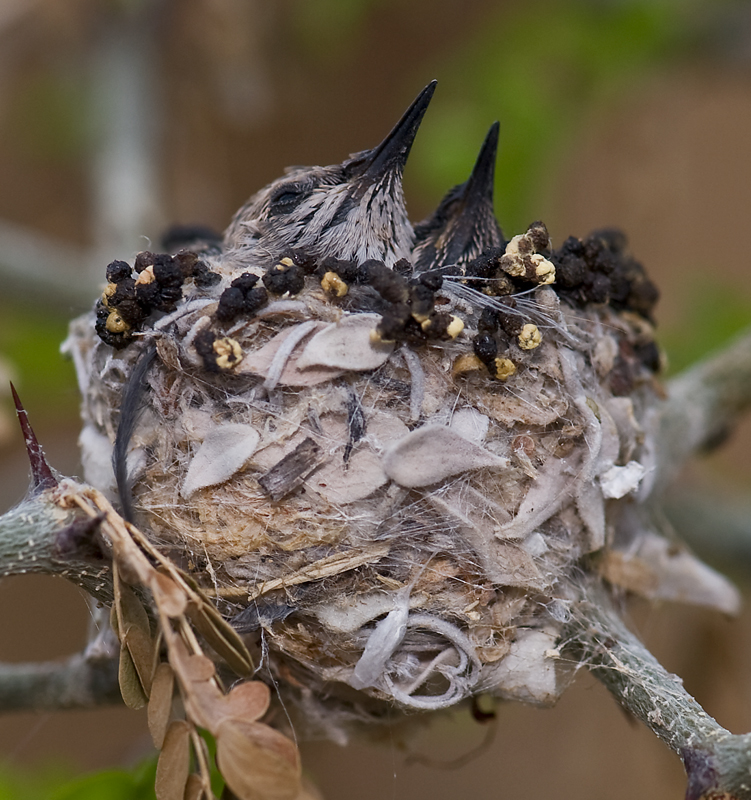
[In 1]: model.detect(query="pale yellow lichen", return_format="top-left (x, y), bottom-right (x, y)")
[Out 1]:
top-left (518, 324), bottom-right (542, 350)
top-left (531, 254), bottom-right (556, 285)
top-left (452, 353), bottom-right (484, 374)
top-left (105, 311), bottom-right (129, 333)
top-left (501, 256), bottom-right (526, 278)
top-left (102, 283), bottom-right (117, 307)
top-left (135, 266), bottom-right (156, 285)
top-left (494, 358), bottom-right (517, 380)
top-left (446, 315), bottom-right (464, 339)
top-left (320, 271), bottom-right (348, 298)
top-left (370, 329), bottom-right (395, 345)
top-left (213, 337), bottom-right (243, 369)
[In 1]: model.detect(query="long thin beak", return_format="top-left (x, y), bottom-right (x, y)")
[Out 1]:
top-left (362, 80), bottom-right (437, 179)
top-left (413, 122), bottom-right (502, 271)
top-left (459, 121), bottom-right (499, 211)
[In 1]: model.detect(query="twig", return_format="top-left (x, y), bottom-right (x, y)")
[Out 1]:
top-left (657, 325), bottom-right (751, 494)
top-left (568, 581), bottom-right (751, 800)
top-left (664, 490), bottom-right (751, 565)
top-left (0, 218), bottom-right (96, 309)
top-left (0, 652), bottom-right (120, 712)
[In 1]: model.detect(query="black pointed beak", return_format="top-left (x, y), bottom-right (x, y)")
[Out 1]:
top-left (362, 80), bottom-right (437, 180)
top-left (459, 121), bottom-right (499, 211)
top-left (412, 122), bottom-right (503, 271)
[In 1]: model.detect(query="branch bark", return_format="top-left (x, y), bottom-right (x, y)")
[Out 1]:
top-left (0, 482), bottom-right (112, 604)
top-left (0, 652), bottom-right (120, 712)
top-left (568, 582), bottom-right (751, 800)
top-left (657, 325), bottom-right (751, 494)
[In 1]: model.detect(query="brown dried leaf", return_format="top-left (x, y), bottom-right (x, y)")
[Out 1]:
top-left (150, 570), bottom-right (189, 618)
top-left (183, 773), bottom-right (211, 800)
top-left (166, 636), bottom-right (223, 732)
top-left (216, 719), bottom-right (301, 800)
top-left (148, 662), bottom-right (176, 749)
top-left (118, 643), bottom-right (148, 710)
top-left (219, 681), bottom-right (270, 724)
top-left (155, 720), bottom-right (191, 800)
top-left (103, 511), bottom-right (156, 586)
top-left (114, 566), bottom-right (156, 694)
top-left (181, 652), bottom-right (217, 683)
top-left (187, 599), bottom-right (254, 677)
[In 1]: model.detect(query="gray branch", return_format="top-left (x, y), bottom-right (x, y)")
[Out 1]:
top-left (0, 219), bottom-right (97, 310)
top-left (657, 325), bottom-right (751, 494)
top-left (0, 485), bottom-right (112, 604)
top-left (664, 490), bottom-right (751, 565)
top-left (568, 582), bottom-right (751, 800)
top-left (0, 652), bottom-right (120, 711)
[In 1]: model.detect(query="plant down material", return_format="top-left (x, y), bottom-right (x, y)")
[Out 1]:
top-left (65, 85), bottom-right (740, 748)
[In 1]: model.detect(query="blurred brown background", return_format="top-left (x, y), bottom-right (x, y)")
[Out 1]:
top-left (1, 1), bottom-right (751, 798)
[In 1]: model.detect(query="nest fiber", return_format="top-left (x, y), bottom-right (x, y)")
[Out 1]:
top-left (65, 84), bottom-right (739, 739)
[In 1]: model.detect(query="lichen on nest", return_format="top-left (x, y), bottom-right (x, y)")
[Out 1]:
top-left (65, 82), bottom-right (739, 740)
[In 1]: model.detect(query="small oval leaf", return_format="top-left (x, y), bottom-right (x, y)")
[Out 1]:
top-left (155, 720), bottom-right (191, 800)
top-left (216, 719), bottom-right (300, 800)
top-left (148, 662), bottom-right (176, 749)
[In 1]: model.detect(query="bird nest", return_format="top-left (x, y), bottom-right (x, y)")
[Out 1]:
top-left (64, 82), bottom-right (738, 741)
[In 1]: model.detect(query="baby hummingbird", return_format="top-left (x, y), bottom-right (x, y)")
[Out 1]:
top-left (412, 121), bottom-right (504, 273)
top-left (223, 81), bottom-right (437, 269)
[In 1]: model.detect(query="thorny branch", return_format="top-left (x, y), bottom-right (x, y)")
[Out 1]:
top-left (1, 328), bottom-right (751, 787)
top-left (0, 485), bottom-right (112, 604)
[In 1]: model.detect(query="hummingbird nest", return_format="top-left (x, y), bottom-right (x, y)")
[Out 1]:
top-left (64, 82), bottom-right (739, 741)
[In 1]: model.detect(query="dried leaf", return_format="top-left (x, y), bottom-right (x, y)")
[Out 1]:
top-left (183, 773), bottom-right (210, 800)
top-left (155, 720), bottom-right (192, 800)
top-left (257, 438), bottom-right (323, 501)
top-left (601, 534), bottom-right (741, 614)
top-left (166, 636), bottom-right (223, 732)
top-left (187, 600), bottom-right (254, 677)
top-left (148, 662), bottom-right (176, 749)
top-left (382, 425), bottom-right (508, 488)
top-left (238, 321), bottom-right (343, 386)
top-left (576, 479), bottom-right (606, 553)
top-left (118, 643), bottom-right (148, 709)
top-left (216, 719), bottom-right (301, 800)
top-left (151, 571), bottom-right (189, 618)
top-left (219, 681), bottom-right (270, 723)
top-left (296, 313), bottom-right (394, 371)
top-left (181, 652), bottom-right (218, 683)
top-left (491, 627), bottom-right (560, 705)
top-left (498, 456), bottom-right (569, 540)
top-left (181, 424), bottom-right (261, 498)
top-left (114, 569), bottom-right (156, 694)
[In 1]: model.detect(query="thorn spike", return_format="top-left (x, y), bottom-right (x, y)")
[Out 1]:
top-left (9, 382), bottom-right (58, 492)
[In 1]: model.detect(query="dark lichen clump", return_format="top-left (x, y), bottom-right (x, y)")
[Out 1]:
top-left (96, 249), bottom-right (220, 348)
top-left (549, 228), bottom-right (659, 321)
top-left (94, 226), bottom-right (660, 381)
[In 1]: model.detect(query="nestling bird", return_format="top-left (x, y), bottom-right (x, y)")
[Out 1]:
top-left (223, 81), bottom-right (437, 269)
top-left (412, 121), bottom-right (504, 273)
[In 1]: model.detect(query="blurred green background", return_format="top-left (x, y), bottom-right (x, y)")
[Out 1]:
top-left (1, 0), bottom-right (751, 798)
